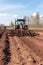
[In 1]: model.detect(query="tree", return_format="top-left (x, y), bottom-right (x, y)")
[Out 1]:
top-left (33, 12), bottom-right (40, 27)
top-left (24, 16), bottom-right (26, 20)
top-left (0, 24), bottom-right (5, 29)
top-left (10, 20), bottom-right (14, 26)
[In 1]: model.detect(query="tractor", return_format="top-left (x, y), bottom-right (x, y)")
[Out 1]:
top-left (8, 18), bottom-right (37, 37)
top-left (14, 19), bottom-right (36, 36)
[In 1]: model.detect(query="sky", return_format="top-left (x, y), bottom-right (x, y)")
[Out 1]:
top-left (0, 0), bottom-right (43, 25)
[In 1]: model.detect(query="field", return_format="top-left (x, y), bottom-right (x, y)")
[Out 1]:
top-left (0, 29), bottom-right (43, 65)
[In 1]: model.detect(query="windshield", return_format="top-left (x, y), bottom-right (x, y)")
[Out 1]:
top-left (17, 20), bottom-right (25, 25)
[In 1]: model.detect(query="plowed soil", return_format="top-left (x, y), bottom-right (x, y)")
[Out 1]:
top-left (0, 30), bottom-right (43, 65)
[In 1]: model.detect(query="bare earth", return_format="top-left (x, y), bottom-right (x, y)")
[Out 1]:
top-left (0, 30), bottom-right (43, 65)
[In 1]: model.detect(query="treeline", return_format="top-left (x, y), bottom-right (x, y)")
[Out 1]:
top-left (24, 12), bottom-right (43, 28)
top-left (0, 12), bottom-right (43, 29)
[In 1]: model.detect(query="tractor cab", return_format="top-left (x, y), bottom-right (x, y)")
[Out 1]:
top-left (15, 19), bottom-right (28, 30)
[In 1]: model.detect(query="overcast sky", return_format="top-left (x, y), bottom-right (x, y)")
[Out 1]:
top-left (0, 0), bottom-right (43, 25)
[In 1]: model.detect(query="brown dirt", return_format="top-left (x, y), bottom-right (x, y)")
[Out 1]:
top-left (0, 30), bottom-right (43, 65)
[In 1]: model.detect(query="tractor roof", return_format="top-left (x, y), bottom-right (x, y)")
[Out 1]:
top-left (17, 19), bottom-right (25, 21)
